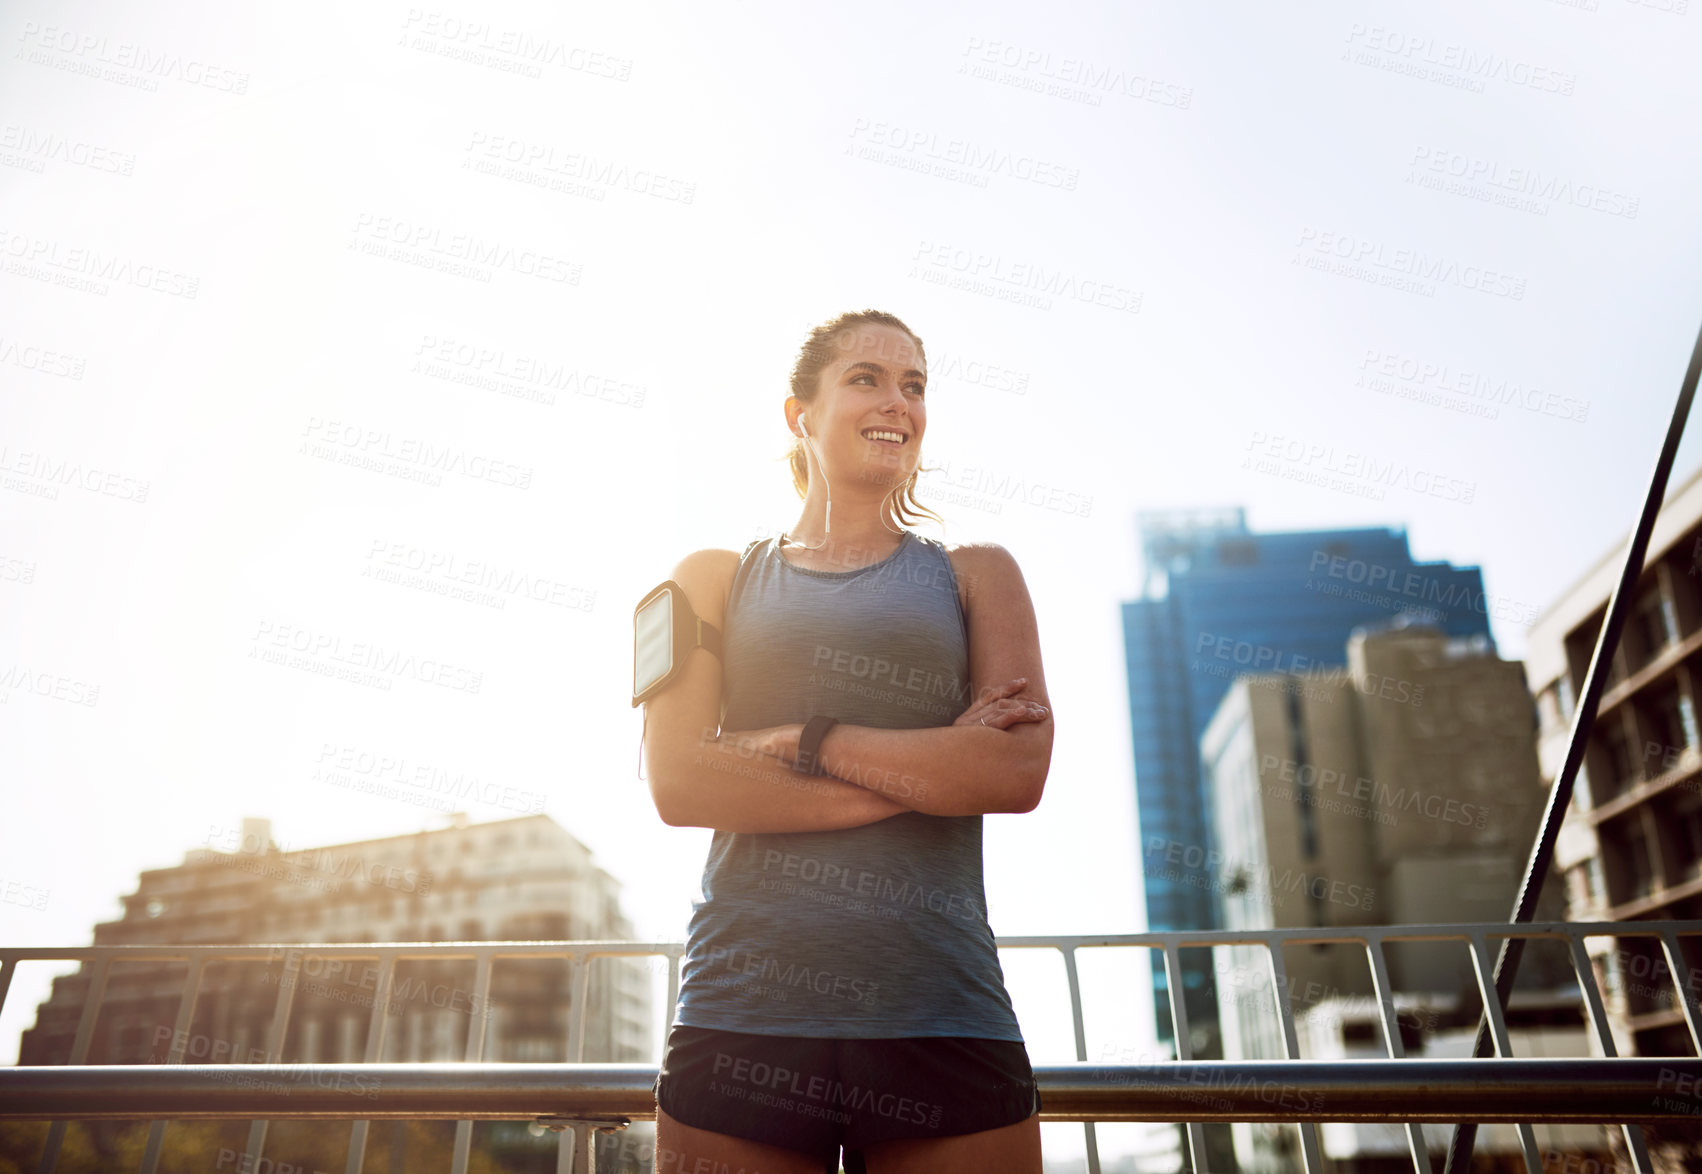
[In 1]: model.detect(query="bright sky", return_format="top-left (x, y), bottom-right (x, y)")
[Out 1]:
top-left (5, 0), bottom-right (1702, 1164)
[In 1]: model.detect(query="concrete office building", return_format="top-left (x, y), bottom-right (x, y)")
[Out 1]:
top-left (20, 814), bottom-right (653, 1069)
top-left (1525, 461), bottom-right (1702, 1063)
top-left (1122, 508), bottom-right (1497, 1052)
top-left (1201, 624), bottom-right (1580, 1173)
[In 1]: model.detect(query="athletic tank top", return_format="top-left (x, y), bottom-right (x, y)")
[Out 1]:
top-left (672, 531), bottom-right (1025, 1040)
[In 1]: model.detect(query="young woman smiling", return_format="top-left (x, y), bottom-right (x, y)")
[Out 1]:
top-left (641, 309), bottom-right (1053, 1174)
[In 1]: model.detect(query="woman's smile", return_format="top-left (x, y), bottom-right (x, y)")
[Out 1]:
top-left (862, 428), bottom-right (908, 447)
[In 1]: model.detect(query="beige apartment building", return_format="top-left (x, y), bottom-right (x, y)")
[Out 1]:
top-left (1525, 461), bottom-right (1702, 1062)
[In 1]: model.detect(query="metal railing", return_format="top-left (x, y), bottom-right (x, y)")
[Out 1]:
top-left (2, 920), bottom-right (1699, 1174)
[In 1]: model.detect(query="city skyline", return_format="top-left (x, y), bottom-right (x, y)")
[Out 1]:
top-left (1121, 510), bottom-right (1495, 1056)
top-left (6, 4), bottom-right (1702, 1167)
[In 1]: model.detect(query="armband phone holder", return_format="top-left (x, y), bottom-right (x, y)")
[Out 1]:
top-left (632, 580), bottom-right (722, 707)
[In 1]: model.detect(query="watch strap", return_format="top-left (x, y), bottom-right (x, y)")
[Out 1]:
top-left (796, 715), bottom-right (838, 776)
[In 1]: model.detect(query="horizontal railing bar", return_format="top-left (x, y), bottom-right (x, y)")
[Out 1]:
top-left (0, 940), bottom-right (685, 962)
top-left (993, 920), bottom-right (1701, 950)
top-left (0, 921), bottom-right (1694, 964)
top-left (3, 1060), bottom-right (1699, 1123)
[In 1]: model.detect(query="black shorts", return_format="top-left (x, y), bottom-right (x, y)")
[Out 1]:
top-left (654, 1023), bottom-right (1041, 1173)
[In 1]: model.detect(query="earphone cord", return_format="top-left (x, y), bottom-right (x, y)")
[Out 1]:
top-left (782, 428), bottom-right (906, 551)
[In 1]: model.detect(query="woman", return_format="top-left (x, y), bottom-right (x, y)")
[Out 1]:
top-left (641, 309), bottom-right (1054, 1174)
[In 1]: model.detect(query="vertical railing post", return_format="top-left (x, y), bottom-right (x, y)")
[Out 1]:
top-left (35, 952), bottom-right (112, 1174)
top-left (567, 953), bottom-right (591, 1063)
top-left (1361, 936), bottom-right (1428, 1174)
top-left (1265, 940), bottom-right (1323, 1174)
top-left (450, 949), bottom-right (496, 1174)
top-left (138, 953), bottom-right (207, 1174)
top-left (0, 956), bottom-right (15, 1026)
top-left (237, 945), bottom-right (302, 1172)
top-left (1565, 934), bottom-right (1655, 1174)
top-left (1058, 943), bottom-right (1102, 1174)
top-left (571, 1124), bottom-right (596, 1174)
top-left (1163, 941), bottom-right (1208, 1174)
top-left (1465, 934), bottom-right (1542, 1174)
top-left (1657, 929), bottom-right (1701, 1052)
top-left (664, 946), bottom-right (680, 1036)
top-left (343, 952), bottom-right (397, 1174)
top-left (37, 955), bottom-right (112, 1174)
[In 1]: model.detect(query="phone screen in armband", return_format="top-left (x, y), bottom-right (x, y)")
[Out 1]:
top-left (632, 580), bottom-right (721, 707)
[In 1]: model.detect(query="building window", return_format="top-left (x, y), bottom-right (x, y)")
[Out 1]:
top-left (1566, 864), bottom-right (1588, 913)
top-left (1624, 822), bottom-right (1655, 900)
top-left (1341, 1021), bottom-right (1378, 1045)
top-left (1587, 857), bottom-right (1607, 908)
top-left (1675, 799), bottom-right (1702, 882)
top-left (1635, 589), bottom-right (1677, 665)
top-left (1642, 685), bottom-right (1696, 779)
top-left (1217, 539), bottom-right (1258, 566)
top-left (1557, 674), bottom-right (1575, 721)
top-left (1603, 721), bottom-right (1638, 792)
top-left (510, 1036), bottom-right (553, 1062)
top-left (1606, 647), bottom-right (1629, 690)
top-left (117, 1022), bottom-right (149, 1063)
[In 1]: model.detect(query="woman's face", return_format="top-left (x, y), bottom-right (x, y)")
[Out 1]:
top-left (798, 322), bottom-right (926, 492)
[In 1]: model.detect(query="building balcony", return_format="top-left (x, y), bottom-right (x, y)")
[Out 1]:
top-left (1589, 752), bottom-right (1702, 824)
top-left (1596, 624), bottom-right (1702, 718)
top-left (1606, 873), bottom-right (1702, 921)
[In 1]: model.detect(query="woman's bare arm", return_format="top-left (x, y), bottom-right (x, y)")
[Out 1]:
top-left (641, 549), bottom-right (910, 833)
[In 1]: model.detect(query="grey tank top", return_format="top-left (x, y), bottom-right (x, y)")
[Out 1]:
top-left (673, 530), bottom-right (1024, 1040)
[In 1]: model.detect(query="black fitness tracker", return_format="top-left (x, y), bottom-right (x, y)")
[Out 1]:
top-left (795, 715), bottom-right (838, 776)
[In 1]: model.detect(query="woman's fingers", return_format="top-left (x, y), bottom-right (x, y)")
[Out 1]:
top-left (976, 700), bottom-right (1050, 730)
top-left (972, 678), bottom-right (1028, 707)
top-left (956, 679), bottom-right (1044, 727)
top-left (955, 685), bottom-right (1012, 725)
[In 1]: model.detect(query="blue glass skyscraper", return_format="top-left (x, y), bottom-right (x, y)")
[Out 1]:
top-left (1122, 508), bottom-right (1495, 1050)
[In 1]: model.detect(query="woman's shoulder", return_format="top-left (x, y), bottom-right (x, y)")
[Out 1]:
top-left (938, 540), bottom-right (1025, 611)
top-left (938, 538), bottom-right (1021, 573)
top-left (670, 532), bottom-right (778, 574)
top-left (670, 546), bottom-right (745, 576)
top-left (666, 547), bottom-right (746, 623)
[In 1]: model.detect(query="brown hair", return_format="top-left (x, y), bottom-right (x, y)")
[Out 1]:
top-left (786, 309), bottom-right (944, 531)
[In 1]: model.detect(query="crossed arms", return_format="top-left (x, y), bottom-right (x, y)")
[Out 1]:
top-left (641, 543), bottom-right (1054, 832)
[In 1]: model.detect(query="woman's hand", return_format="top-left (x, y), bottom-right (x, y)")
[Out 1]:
top-left (954, 677), bottom-right (1050, 731)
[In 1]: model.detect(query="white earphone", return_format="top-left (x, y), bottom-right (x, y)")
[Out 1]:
top-left (786, 412), bottom-right (831, 550)
top-left (781, 409), bottom-right (907, 552)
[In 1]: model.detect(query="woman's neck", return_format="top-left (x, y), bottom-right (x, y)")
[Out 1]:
top-left (780, 509), bottom-right (906, 568)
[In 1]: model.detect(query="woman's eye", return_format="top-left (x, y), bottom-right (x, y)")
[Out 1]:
top-left (848, 372), bottom-right (923, 395)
